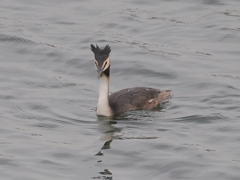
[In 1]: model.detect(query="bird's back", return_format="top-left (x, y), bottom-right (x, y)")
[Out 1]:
top-left (109, 87), bottom-right (172, 115)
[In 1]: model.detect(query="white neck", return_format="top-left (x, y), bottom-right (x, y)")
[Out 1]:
top-left (97, 74), bottom-right (113, 116)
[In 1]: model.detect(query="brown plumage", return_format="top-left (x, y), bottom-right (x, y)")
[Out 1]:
top-left (109, 87), bottom-right (172, 115)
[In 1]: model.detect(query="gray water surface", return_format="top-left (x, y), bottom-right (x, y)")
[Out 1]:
top-left (0, 0), bottom-right (240, 180)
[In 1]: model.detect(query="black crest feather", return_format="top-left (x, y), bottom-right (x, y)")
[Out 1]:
top-left (90, 44), bottom-right (111, 57)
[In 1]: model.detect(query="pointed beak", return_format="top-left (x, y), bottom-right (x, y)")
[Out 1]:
top-left (97, 67), bottom-right (103, 79)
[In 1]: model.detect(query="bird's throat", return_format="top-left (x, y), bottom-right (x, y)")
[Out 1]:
top-left (97, 74), bottom-right (113, 116)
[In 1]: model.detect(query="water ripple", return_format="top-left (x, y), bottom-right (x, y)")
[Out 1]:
top-left (0, 34), bottom-right (36, 44)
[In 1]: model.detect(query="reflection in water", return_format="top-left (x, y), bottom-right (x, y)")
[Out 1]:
top-left (94, 110), bottom-right (164, 179)
top-left (95, 115), bottom-right (120, 156)
top-left (99, 169), bottom-right (112, 175)
top-left (94, 116), bottom-right (118, 179)
top-left (96, 115), bottom-right (120, 141)
top-left (101, 140), bottom-right (112, 150)
top-left (95, 140), bottom-right (113, 156)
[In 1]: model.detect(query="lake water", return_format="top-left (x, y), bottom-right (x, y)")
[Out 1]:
top-left (0, 0), bottom-right (240, 179)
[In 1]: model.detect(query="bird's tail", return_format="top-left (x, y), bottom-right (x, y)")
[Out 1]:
top-left (158, 90), bottom-right (172, 102)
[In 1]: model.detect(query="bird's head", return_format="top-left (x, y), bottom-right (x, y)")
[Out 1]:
top-left (90, 44), bottom-right (111, 79)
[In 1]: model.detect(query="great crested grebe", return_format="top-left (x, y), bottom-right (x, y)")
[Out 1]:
top-left (91, 44), bottom-right (172, 116)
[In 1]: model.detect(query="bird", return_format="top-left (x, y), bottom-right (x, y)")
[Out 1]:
top-left (91, 44), bottom-right (172, 116)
